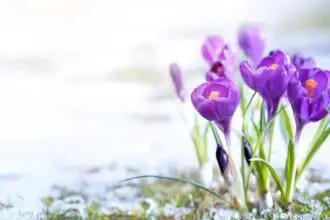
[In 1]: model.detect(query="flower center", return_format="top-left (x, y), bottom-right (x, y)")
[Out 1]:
top-left (211, 62), bottom-right (224, 75)
top-left (305, 79), bottom-right (318, 97)
top-left (270, 63), bottom-right (279, 70)
top-left (208, 91), bottom-right (220, 100)
top-left (216, 66), bottom-right (223, 73)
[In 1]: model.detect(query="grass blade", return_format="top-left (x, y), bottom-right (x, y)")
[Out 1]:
top-left (209, 122), bottom-right (223, 147)
top-left (243, 91), bottom-right (257, 117)
top-left (307, 116), bottom-right (329, 155)
top-left (250, 118), bottom-right (260, 137)
top-left (298, 126), bottom-right (330, 180)
top-left (119, 175), bottom-right (229, 205)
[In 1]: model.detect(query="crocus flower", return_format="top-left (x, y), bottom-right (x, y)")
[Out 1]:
top-left (201, 36), bottom-right (236, 79)
top-left (191, 78), bottom-right (240, 144)
top-left (288, 68), bottom-right (330, 140)
top-left (169, 63), bottom-right (185, 102)
top-left (291, 53), bottom-right (316, 69)
top-left (238, 25), bottom-right (265, 66)
top-left (240, 50), bottom-right (296, 119)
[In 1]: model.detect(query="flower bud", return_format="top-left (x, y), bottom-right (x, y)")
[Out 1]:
top-left (169, 63), bottom-right (185, 102)
top-left (216, 145), bottom-right (229, 175)
top-left (243, 138), bottom-right (252, 165)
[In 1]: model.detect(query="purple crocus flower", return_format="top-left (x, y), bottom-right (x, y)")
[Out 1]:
top-left (288, 68), bottom-right (330, 140)
top-left (240, 50), bottom-right (296, 119)
top-left (191, 78), bottom-right (240, 144)
top-left (169, 63), bottom-right (185, 102)
top-left (238, 25), bottom-right (265, 66)
top-left (291, 53), bottom-right (316, 69)
top-left (201, 36), bottom-right (236, 79)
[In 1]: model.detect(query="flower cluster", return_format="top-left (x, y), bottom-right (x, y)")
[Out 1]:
top-left (169, 25), bottom-right (329, 211)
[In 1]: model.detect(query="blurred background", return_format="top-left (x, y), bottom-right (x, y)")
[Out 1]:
top-left (0, 0), bottom-right (329, 212)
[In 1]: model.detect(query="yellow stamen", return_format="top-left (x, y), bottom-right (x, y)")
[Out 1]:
top-left (305, 79), bottom-right (318, 97)
top-left (270, 64), bottom-right (279, 70)
top-left (208, 91), bottom-right (220, 100)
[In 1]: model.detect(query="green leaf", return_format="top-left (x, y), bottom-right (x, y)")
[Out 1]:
top-left (298, 126), bottom-right (330, 181)
top-left (245, 105), bottom-right (287, 194)
top-left (241, 89), bottom-right (257, 138)
top-left (267, 116), bottom-right (276, 162)
top-left (202, 123), bottom-right (210, 156)
top-left (209, 122), bottom-right (223, 147)
top-left (192, 116), bottom-right (209, 166)
top-left (249, 158), bottom-right (285, 197)
top-left (285, 139), bottom-right (295, 201)
top-left (253, 105), bottom-right (287, 156)
top-left (259, 101), bottom-right (266, 133)
top-left (250, 118), bottom-right (260, 137)
top-left (118, 175), bottom-right (229, 205)
top-left (309, 116), bottom-right (329, 153)
top-left (240, 81), bottom-right (248, 113)
top-left (279, 107), bottom-right (294, 140)
top-left (243, 91), bottom-right (257, 117)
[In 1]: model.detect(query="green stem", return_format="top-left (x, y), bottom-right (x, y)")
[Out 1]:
top-left (192, 117), bottom-right (208, 166)
top-left (267, 118), bottom-right (276, 162)
top-left (286, 121), bottom-right (304, 203)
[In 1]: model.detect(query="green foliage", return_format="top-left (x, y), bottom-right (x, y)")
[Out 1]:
top-left (119, 175), bottom-right (229, 204)
top-left (279, 107), bottom-right (294, 140)
top-left (298, 117), bottom-right (330, 180)
top-left (250, 158), bottom-right (285, 198)
top-left (192, 115), bottom-right (210, 167)
top-left (284, 139), bottom-right (296, 204)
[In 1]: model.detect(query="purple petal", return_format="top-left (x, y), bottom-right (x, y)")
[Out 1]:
top-left (310, 70), bottom-right (329, 98)
top-left (214, 45), bottom-right (237, 79)
top-left (308, 96), bottom-right (329, 121)
top-left (240, 61), bottom-right (257, 89)
top-left (238, 25), bottom-right (265, 65)
top-left (169, 63), bottom-right (185, 101)
top-left (257, 50), bottom-right (289, 68)
top-left (299, 97), bottom-right (310, 121)
top-left (291, 53), bottom-right (316, 69)
top-left (309, 107), bottom-right (328, 122)
top-left (191, 83), bottom-right (209, 108)
top-left (206, 71), bottom-right (220, 81)
top-left (201, 36), bottom-right (225, 64)
top-left (197, 100), bottom-right (220, 121)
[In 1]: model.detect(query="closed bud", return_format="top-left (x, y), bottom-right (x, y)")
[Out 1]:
top-left (216, 145), bottom-right (229, 175)
top-left (243, 138), bottom-right (252, 165)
